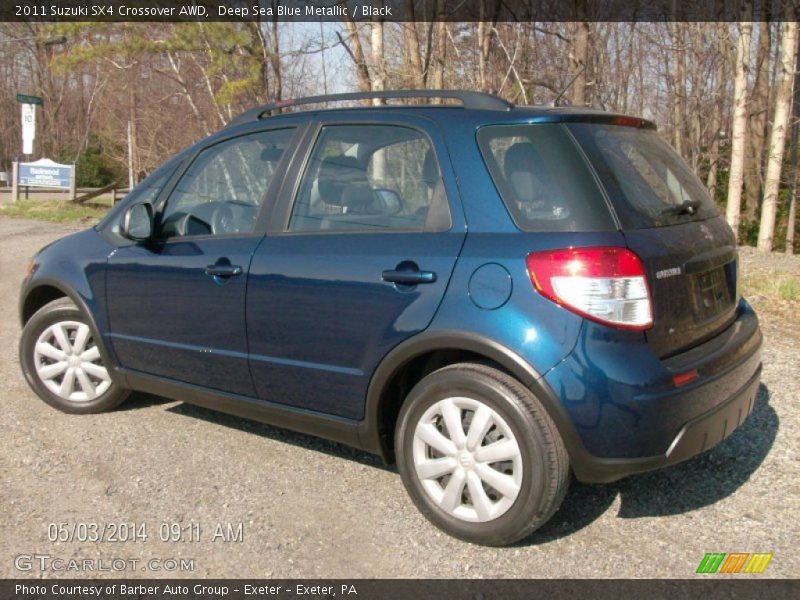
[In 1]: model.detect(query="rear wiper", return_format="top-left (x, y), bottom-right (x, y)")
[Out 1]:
top-left (662, 199), bottom-right (701, 216)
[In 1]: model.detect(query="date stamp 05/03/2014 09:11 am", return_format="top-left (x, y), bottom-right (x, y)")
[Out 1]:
top-left (45, 521), bottom-right (244, 544)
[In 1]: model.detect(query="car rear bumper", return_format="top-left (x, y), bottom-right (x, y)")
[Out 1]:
top-left (663, 364), bottom-right (760, 463)
top-left (568, 363), bottom-right (761, 483)
top-left (541, 299), bottom-right (763, 483)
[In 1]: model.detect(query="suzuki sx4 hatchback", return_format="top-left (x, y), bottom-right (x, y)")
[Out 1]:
top-left (19, 91), bottom-right (762, 546)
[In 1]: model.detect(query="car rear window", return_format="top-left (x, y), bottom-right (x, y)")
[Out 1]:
top-left (567, 123), bottom-right (719, 229)
top-left (477, 124), bottom-right (616, 232)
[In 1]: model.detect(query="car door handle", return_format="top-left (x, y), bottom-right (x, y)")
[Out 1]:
top-left (205, 264), bottom-right (243, 278)
top-left (382, 269), bottom-right (437, 285)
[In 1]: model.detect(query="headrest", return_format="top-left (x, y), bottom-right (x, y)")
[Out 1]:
top-left (318, 156), bottom-right (368, 205)
top-left (504, 143), bottom-right (546, 204)
top-left (422, 148), bottom-right (439, 188)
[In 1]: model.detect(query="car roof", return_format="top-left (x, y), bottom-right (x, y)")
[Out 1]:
top-left (228, 104), bottom-right (657, 131)
top-left (224, 90), bottom-right (657, 131)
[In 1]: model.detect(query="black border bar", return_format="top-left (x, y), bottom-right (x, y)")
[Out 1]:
top-left (2, 579), bottom-right (798, 600)
top-left (0, 0), bottom-right (795, 23)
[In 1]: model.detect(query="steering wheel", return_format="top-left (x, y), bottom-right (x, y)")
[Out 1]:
top-left (211, 203), bottom-right (237, 235)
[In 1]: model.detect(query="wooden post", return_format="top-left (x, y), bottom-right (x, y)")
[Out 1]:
top-left (11, 160), bottom-right (19, 203)
top-left (68, 163), bottom-right (77, 201)
top-left (112, 187), bottom-right (117, 204)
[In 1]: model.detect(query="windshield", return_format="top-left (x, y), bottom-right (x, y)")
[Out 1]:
top-left (567, 123), bottom-right (719, 229)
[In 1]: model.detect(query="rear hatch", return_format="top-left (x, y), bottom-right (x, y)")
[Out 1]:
top-left (568, 122), bottom-right (738, 357)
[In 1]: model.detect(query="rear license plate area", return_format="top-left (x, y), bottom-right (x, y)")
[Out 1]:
top-left (693, 265), bottom-right (734, 322)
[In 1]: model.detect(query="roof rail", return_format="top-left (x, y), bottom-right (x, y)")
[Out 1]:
top-left (226, 90), bottom-right (513, 127)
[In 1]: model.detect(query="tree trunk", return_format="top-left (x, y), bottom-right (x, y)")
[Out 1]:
top-left (744, 20), bottom-right (771, 221)
top-left (788, 160), bottom-right (798, 254)
top-left (342, 20), bottom-right (372, 93)
top-left (403, 2), bottom-right (424, 88)
top-left (569, 17), bottom-right (590, 106)
top-left (706, 23), bottom-right (729, 196)
top-left (247, 22), bottom-right (270, 102)
top-left (688, 24), bottom-right (704, 170)
top-left (785, 29), bottom-right (800, 254)
top-left (478, 20), bottom-right (490, 93)
top-left (370, 11), bottom-right (385, 105)
top-left (270, 20), bottom-right (282, 102)
top-left (671, 22), bottom-right (686, 158)
top-left (127, 61), bottom-right (139, 188)
top-left (725, 16), bottom-right (753, 241)
top-left (757, 17), bottom-right (798, 252)
top-left (431, 0), bottom-right (447, 98)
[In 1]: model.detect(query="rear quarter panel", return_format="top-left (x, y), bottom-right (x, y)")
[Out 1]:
top-left (430, 231), bottom-right (629, 378)
top-left (435, 110), bottom-right (629, 376)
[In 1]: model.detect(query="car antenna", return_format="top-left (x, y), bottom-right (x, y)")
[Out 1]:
top-left (552, 65), bottom-right (586, 107)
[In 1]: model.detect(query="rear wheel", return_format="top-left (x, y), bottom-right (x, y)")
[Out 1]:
top-left (20, 298), bottom-right (129, 414)
top-left (395, 362), bottom-right (569, 546)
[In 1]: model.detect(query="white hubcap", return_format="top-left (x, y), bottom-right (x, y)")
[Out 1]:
top-left (412, 397), bottom-right (523, 523)
top-left (33, 320), bottom-right (111, 402)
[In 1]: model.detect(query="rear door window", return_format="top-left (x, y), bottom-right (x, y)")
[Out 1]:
top-left (288, 124), bottom-right (451, 232)
top-left (567, 123), bottom-right (719, 229)
top-left (477, 124), bottom-right (616, 232)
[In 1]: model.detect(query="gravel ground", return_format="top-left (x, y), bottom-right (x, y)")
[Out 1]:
top-left (1, 217), bottom-right (798, 579)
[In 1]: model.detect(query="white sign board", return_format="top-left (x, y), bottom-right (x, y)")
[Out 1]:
top-left (21, 103), bottom-right (36, 155)
top-left (18, 158), bottom-right (73, 189)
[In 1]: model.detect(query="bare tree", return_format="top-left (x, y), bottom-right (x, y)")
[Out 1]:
top-left (726, 16), bottom-right (753, 240)
top-left (340, 19), bottom-right (372, 92)
top-left (758, 15), bottom-right (798, 252)
top-left (706, 23), bottom-right (730, 195)
top-left (431, 0), bottom-right (448, 97)
top-left (476, 1), bottom-right (502, 93)
top-left (370, 6), bottom-right (385, 105)
top-left (670, 22), bottom-right (687, 158)
top-left (569, 18), bottom-right (590, 105)
top-left (744, 19), bottom-right (772, 221)
top-left (3, 18), bottom-right (794, 231)
top-left (402, 9), bottom-right (424, 88)
top-left (787, 45), bottom-right (800, 254)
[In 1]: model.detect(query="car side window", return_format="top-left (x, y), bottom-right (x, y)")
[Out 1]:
top-left (477, 124), bottom-right (616, 232)
top-left (159, 128), bottom-right (294, 238)
top-left (288, 124), bottom-right (451, 232)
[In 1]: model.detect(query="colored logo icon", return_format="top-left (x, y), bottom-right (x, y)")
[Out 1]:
top-left (696, 553), bottom-right (773, 574)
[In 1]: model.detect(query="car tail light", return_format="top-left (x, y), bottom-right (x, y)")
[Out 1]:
top-left (526, 247), bottom-right (653, 330)
top-left (612, 116), bottom-right (646, 128)
top-left (672, 369), bottom-right (699, 387)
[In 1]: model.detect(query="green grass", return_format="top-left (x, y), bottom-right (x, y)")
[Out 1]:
top-left (742, 272), bottom-right (800, 302)
top-left (774, 275), bottom-right (800, 301)
top-left (0, 200), bottom-right (112, 224)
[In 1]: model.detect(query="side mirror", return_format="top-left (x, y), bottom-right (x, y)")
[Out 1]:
top-left (120, 202), bottom-right (154, 241)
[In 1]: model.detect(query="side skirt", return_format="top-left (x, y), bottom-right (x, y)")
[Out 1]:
top-left (123, 369), bottom-right (370, 453)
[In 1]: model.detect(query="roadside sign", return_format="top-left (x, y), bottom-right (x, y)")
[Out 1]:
top-left (18, 159), bottom-right (72, 189)
top-left (21, 103), bottom-right (35, 155)
top-left (16, 93), bottom-right (43, 105)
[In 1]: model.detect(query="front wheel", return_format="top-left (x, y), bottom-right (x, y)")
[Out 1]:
top-left (395, 363), bottom-right (569, 546)
top-left (20, 298), bottom-right (129, 414)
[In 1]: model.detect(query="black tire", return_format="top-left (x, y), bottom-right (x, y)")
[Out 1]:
top-left (19, 297), bottom-right (129, 414)
top-left (395, 362), bottom-right (569, 546)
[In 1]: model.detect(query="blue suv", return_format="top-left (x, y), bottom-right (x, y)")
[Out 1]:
top-left (19, 91), bottom-right (762, 545)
